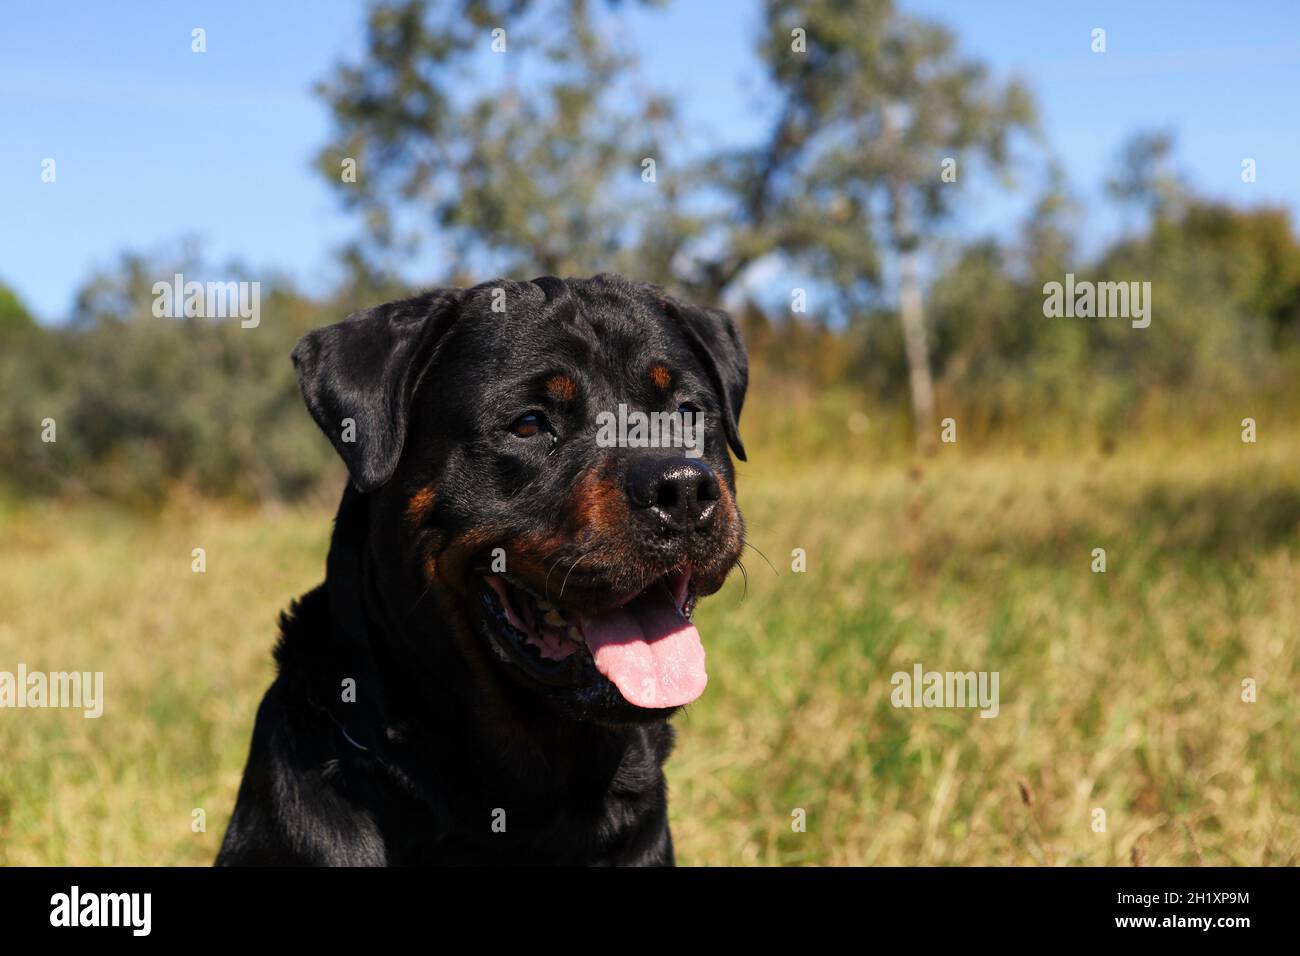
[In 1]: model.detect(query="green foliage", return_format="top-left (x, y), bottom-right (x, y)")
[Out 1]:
top-left (0, 281), bottom-right (35, 332)
top-left (5, 170), bottom-right (1300, 502)
top-left (722, 0), bottom-right (1036, 309)
top-left (1104, 128), bottom-right (1185, 220)
top-left (0, 258), bottom-right (340, 503)
top-left (316, 0), bottom-right (687, 283)
top-left (918, 189), bottom-right (1300, 445)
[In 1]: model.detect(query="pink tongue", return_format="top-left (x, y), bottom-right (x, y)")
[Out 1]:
top-left (580, 587), bottom-right (707, 708)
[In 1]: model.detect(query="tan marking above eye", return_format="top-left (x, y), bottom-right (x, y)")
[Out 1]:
top-left (649, 364), bottom-right (672, 390)
top-left (546, 375), bottom-right (577, 402)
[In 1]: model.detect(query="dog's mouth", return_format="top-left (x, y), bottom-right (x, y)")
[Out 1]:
top-left (476, 568), bottom-right (705, 709)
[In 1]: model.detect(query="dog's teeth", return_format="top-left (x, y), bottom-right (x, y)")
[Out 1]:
top-left (543, 610), bottom-right (565, 627)
top-left (535, 598), bottom-right (554, 611)
top-left (568, 626), bottom-right (583, 643)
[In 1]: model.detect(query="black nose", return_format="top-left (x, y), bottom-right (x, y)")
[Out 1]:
top-left (625, 457), bottom-right (722, 534)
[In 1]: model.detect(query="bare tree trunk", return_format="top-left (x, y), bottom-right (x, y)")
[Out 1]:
top-left (898, 245), bottom-right (936, 453)
top-left (891, 182), bottom-right (936, 454)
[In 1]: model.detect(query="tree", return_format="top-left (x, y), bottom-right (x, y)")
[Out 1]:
top-left (318, 1), bottom-right (1035, 450)
top-left (315, 0), bottom-right (687, 284)
top-left (1105, 129), bottom-right (1185, 227)
top-left (704, 0), bottom-right (1035, 449)
top-left (0, 281), bottom-right (36, 332)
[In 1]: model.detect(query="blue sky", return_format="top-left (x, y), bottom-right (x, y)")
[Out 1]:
top-left (3, 0), bottom-right (1299, 321)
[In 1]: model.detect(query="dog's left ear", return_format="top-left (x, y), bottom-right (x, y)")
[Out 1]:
top-left (665, 297), bottom-right (749, 461)
top-left (292, 289), bottom-right (464, 493)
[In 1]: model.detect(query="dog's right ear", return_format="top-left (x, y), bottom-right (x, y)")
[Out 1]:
top-left (664, 297), bottom-right (749, 462)
top-left (291, 289), bottom-right (463, 493)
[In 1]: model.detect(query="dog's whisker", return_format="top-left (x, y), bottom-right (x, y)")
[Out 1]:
top-left (403, 581), bottom-right (433, 621)
top-left (543, 553), bottom-right (570, 604)
top-left (560, 550), bottom-right (595, 600)
top-left (743, 541), bottom-right (779, 577)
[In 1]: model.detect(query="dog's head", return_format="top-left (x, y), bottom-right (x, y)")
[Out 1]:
top-left (292, 274), bottom-right (747, 724)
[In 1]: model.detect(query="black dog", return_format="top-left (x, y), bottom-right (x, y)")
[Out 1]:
top-left (216, 274), bottom-right (747, 865)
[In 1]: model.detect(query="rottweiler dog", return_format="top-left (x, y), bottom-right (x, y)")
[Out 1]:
top-left (216, 274), bottom-right (747, 866)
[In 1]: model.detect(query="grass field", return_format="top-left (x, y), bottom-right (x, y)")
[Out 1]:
top-left (1, 423), bottom-right (1297, 865)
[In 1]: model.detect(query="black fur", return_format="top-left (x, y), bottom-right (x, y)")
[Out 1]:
top-left (217, 274), bottom-right (747, 866)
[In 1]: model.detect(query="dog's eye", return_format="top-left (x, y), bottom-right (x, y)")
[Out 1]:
top-left (677, 402), bottom-right (701, 416)
top-left (509, 412), bottom-right (550, 440)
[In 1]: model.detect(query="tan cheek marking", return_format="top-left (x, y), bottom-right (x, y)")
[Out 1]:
top-left (569, 467), bottom-right (625, 533)
top-left (406, 483), bottom-right (439, 526)
top-left (435, 527), bottom-right (500, 596)
top-left (546, 375), bottom-right (577, 402)
top-left (649, 364), bottom-right (672, 391)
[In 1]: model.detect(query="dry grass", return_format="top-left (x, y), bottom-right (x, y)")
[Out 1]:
top-left (1, 425), bottom-right (1297, 865)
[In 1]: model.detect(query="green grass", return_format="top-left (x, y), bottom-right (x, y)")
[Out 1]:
top-left (1, 429), bottom-right (1297, 865)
